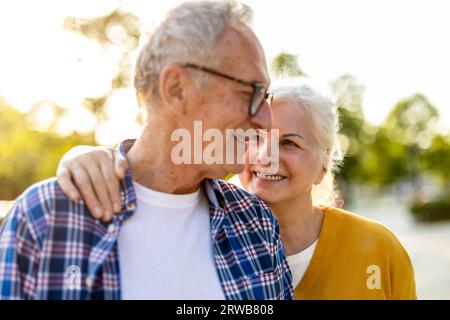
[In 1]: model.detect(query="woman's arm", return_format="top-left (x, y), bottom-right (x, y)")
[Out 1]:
top-left (56, 145), bottom-right (128, 222)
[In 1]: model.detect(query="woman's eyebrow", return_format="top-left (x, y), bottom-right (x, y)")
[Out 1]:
top-left (281, 133), bottom-right (305, 141)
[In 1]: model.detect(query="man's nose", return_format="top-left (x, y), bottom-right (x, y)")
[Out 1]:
top-left (250, 101), bottom-right (272, 130)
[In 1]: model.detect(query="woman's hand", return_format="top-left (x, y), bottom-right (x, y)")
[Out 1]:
top-left (56, 145), bottom-right (128, 222)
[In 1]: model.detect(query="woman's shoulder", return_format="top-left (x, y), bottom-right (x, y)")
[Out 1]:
top-left (321, 206), bottom-right (404, 250)
top-left (314, 207), bottom-right (416, 299)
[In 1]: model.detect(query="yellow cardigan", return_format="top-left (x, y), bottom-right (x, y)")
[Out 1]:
top-left (294, 206), bottom-right (417, 300)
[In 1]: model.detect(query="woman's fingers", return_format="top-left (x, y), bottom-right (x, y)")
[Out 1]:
top-left (100, 154), bottom-right (123, 214)
top-left (114, 155), bottom-right (129, 180)
top-left (56, 145), bottom-right (101, 202)
top-left (55, 145), bottom-right (121, 222)
top-left (56, 166), bottom-right (81, 202)
top-left (71, 167), bottom-right (104, 220)
top-left (84, 161), bottom-right (115, 221)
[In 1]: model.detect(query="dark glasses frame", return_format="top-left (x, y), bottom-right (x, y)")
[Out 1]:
top-left (182, 63), bottom-right (273, 117)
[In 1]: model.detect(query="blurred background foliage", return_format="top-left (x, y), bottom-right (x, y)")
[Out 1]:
top-left (0, 100), bottom-right (95, 199)
top-left (1, 7), bottom-right (449, 221)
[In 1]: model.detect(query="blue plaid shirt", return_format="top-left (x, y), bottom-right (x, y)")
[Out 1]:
top-left (0, 142), bottom-right (293, 300)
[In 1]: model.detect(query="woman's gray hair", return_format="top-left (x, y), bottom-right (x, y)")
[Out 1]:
top-left (134, 0), bottom-right (253, 105)
top-left (273, 84), bottom-right (344, 207)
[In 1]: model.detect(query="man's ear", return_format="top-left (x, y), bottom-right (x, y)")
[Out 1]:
top-left (158, 64), bottom-right (189, 116)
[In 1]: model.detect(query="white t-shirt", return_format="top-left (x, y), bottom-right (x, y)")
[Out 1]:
top-left (118, 181), bottom-right (225, 300)
top-left (286, 239), bottom-right (318, 289)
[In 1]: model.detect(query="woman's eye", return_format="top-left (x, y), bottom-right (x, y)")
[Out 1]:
top-left (281, 140), bottom-right (299, 148)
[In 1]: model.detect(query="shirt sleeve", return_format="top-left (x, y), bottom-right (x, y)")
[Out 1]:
top-left (0, 200), bottom-right (41, 300)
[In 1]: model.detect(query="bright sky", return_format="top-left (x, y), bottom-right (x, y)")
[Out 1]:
top-left (0, 0), bottom-right (449, 144)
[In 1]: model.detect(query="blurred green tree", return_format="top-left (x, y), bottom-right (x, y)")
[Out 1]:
top-left (64, 9), bottom-right (141, 126)
top-left (383, 93), bottom-right (439, 147)
top-left (420, 134), bottom-right (450, 188)
top-left (330, 74), bottom-right (374, 190)
top-left (359, 127), bottom-right (410, 185)
top-left (382, 93), bottom-right (440, 189)
top-left (0, 102), bottom-right (95, 199)
top-left (271, 52), bottom-right (306, 78)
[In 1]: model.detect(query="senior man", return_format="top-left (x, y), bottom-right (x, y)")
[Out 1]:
top-left (0, 1), bottom-right (292, 300)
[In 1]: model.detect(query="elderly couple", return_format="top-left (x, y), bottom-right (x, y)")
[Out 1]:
top-left (0, 1), bottom-right (416, 300)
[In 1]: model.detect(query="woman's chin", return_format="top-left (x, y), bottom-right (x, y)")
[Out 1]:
top-left (250, 188), bottom-right (279, 205)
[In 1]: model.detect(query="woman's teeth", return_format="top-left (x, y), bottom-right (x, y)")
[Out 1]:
top-left (255, 172), bottom-right (286, 181)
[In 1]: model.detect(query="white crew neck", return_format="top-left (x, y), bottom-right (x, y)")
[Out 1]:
top-left (132, 181), bottom-right (202, 208)
top-left (287, 239), bottom-right (319, 265)
top-left (286, 239), bottom-right (319, 288)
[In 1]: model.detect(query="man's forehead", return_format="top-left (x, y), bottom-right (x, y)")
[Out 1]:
top-left (218, 25), bottom-right (270, 85)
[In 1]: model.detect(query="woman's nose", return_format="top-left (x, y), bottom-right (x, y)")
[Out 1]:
top-left (256, 140), bottom-right (271, 165)
top-left (255, 131), bottom-right (280, 174)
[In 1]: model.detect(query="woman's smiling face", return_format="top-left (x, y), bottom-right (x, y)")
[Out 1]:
top-left (239, 98), bottom-right (327, 205)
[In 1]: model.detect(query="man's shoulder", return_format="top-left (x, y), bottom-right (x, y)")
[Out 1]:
top-left (9, 177), bottom-right (97, 242)
top-left (16, 177), bottom-right (67, 215)
top-left (214, 179), bottom-right (278, 228)
top-left (216, 179), bottom-right (270, 209)
top-left (3, 178), bottom-right (60, 244)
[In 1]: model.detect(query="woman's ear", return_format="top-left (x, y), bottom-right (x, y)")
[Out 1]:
top-left (313, 166), bottom-right (327, 185)
top-left (158, 64), bottom-right (189, 116)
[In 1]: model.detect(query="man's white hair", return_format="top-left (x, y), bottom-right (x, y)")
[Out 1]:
top-left (134, 0), bottom-right (253, 105)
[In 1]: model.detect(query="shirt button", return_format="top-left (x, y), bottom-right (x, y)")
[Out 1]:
top-left (126, 203), bottom-right (136, 211)
top-left (107, 223), bottom-right (116, 234)
top-left (85, 277), bottom-right (94, 289)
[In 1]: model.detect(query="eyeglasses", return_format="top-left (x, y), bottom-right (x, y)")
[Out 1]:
top-left (182, 63), bottom-right (273, 117)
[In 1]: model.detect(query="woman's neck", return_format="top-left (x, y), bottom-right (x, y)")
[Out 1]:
top-left (269, 194), bottom-right (324, 256)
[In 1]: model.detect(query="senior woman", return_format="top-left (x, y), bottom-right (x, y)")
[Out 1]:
top-left (56, 84), bottom-right (417, 299)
